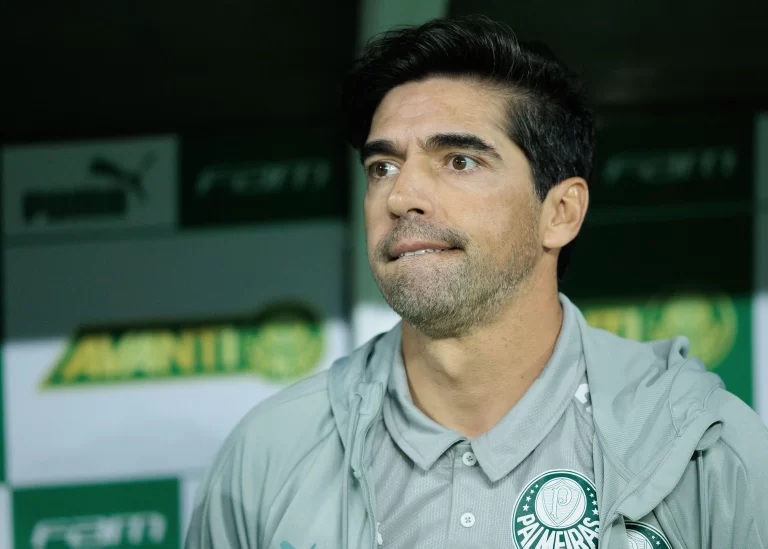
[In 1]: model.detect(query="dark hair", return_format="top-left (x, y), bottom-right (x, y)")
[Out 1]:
top-left (340, 14), bottom-right (594, 281)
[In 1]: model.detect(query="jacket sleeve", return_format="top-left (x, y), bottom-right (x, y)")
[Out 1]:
top-left (184, 419), bottom-right (264, 549)
top-left (704, 390), bottom-right (768, 547)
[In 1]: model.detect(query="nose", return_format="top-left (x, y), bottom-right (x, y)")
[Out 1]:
top-left (386, 161), bottom-right (435, 220)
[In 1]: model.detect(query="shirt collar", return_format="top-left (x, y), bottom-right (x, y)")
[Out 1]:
top-left (382, 295), bottom-right (586, 481)
top-left (382, 341), bottom-right (466, 471)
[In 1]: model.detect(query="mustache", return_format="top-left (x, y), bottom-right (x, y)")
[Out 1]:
top-left (375, 220), bottom-right (469, 260)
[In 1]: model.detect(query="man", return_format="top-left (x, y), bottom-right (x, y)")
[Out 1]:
top-left (185, 15), bottom-right (768, 549)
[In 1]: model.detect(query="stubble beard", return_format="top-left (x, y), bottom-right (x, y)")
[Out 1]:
top-left (370, 218), bottom-right (540, 339)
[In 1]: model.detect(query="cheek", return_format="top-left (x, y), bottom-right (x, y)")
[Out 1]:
top-left (363, 196), bottom-right (386, 249)
top-left (457, 196), bottom-right (512, 238)
top-left (472, 201), bottom-right (532, 252)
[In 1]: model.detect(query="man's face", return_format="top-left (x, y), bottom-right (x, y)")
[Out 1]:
top-left (363, 76), bottom-right (542, 339)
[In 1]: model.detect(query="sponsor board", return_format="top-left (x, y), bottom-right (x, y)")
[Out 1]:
top-left (562, 111), bottom-right (755, 406)
top-left (564, 213), bottom-right (754, 301)
top-left (13, 479), bottom-right (178, 549)
top-left (41, 302), bottom-right (325, 388)
top-left (3, 222), bottom-right (349, 484)
top-left (180, 131), bottom-right (346, 227)
top-left (2, 136), bottom-right (177, 239)
top-left (601, 145), bottom-right (739, 188)
top-left (591, 113), bottom-right (752, 210)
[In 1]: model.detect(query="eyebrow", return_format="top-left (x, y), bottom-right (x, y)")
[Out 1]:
top-left (360, 132), bottom-right (502, 165)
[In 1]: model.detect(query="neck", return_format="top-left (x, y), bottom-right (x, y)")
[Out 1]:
top-left (401, 273), bottom-right (563, 439)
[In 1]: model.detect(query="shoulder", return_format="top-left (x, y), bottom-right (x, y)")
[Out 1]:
top-left (705, 388), bottom-right (768, 477)
top-left (659, 391), bottom-right (768, 546)
top-left (577, 302), bottom-right (702, 389)
top-left (584, 321), bottom-right (695, 369)
top-left (237, 369), bottom-right (333, 434)
top-left (199, 369), bottom-right (338, 491)
top-left (228, 368), bottom-right (335, 453)
top-left (692, 390), bottom-right (768, 544)
top-left (186, 371), bottom-right (339, 549)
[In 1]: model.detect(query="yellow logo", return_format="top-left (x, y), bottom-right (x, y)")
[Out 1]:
top-left (42, 301), bottom-right (325, 388)
top-left (582, 293), bottom-right (737, 370)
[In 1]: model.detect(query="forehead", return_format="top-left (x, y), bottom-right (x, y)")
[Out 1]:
top-left (369, 77), bottom-right (511, 143)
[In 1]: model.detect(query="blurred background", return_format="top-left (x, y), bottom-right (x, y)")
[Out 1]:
top-left (0, 0), bottom-right (766, 547)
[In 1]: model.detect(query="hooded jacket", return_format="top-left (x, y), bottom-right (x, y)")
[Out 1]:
top-left (185, 294), bottom-right (768, 549)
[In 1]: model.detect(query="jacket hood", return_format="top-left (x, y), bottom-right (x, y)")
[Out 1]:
top-left (571, 293), bottom-right (725, 527)
top-left (328, 326), bottom-right (400, 451)
top-left (328, 294), bottom-right (726, 527)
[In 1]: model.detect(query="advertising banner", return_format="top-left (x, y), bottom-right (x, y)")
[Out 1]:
top-left (2, 136), bottom-right (178, 240)
top-left (2, 131), bottom-right (350, 488)
top-left (3, 222), bottom-right (348, 486)
top-left (564, 113), bottom-right (755, 406)
top-left (12, 479), bottom-right (179, 549)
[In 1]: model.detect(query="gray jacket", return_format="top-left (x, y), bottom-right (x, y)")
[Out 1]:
top-left (185, 294), bottom-right (768, 548)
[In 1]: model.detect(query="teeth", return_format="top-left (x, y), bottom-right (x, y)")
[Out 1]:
top-left (399, 248), bottom-right (449, 258)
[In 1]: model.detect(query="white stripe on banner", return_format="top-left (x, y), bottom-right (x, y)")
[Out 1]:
top-left (180, 476), bottom-right (202, 545)
top-left (755, 113), bottom-right (768, 423)
top-left (353, 304), bottom-right (402, 349)
top-left (0, 485), bottom-right (10, 549)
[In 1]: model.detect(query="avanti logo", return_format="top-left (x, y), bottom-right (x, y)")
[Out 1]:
top-left (512, 470), bottom-right (599, 549)
top-left (30, 511), bottom-right (167, 549)
top-left (42, 302), bottom-right (324, 388)
top-left (23, 153), bottom-right (155, 224)
top-left (625, 521), bottom-right (671, 549)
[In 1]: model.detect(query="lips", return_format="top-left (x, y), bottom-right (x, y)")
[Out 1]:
top-left (389, 240), bottom-right (459, 260)
top-left (398, 248), bottom-right (452, 258)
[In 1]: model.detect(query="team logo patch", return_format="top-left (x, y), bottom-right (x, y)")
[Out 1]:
top-left (512, 470), bottom-right (600, 549)
top-left (625, 522), bottom-right (671, 549)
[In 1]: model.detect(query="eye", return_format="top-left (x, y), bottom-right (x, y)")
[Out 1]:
top-left (368, 161), bottom-right (399, 179)
top-left (450, 155), bottom-right (479, 171)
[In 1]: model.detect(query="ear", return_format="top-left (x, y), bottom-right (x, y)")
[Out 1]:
top-left (540, 177), bottom-right (589, 250)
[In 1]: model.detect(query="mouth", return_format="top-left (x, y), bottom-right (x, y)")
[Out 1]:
top-left (384, 233), bottom-right (466, 262)
top-left (391, 247), bottom-right (460, 261)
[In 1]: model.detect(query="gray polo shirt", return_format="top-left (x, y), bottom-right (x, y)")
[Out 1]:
top-left (369, 305), bottom-right (601, 549)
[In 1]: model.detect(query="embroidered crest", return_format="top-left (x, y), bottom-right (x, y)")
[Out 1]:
top-left (512, 470), bottom-right (600, 549)
top-left (625, 521), bottom-right (672, 549)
